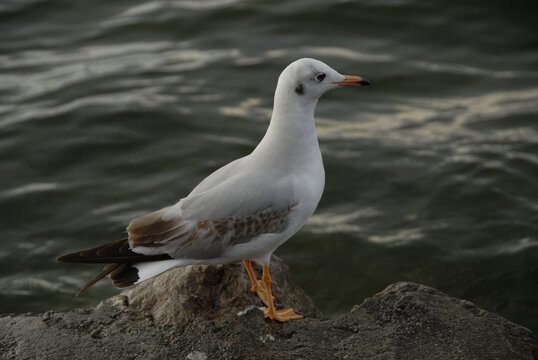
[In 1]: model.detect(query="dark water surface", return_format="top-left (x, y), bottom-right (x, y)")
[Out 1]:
top-left (1, 0), bottom-right (537, 332)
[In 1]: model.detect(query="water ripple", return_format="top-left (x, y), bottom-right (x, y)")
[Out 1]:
top-left (265, 46), bottom-right (394, 63)
top-left (306, 207), bottom-right (381, 234)
top-left (2, 182), bottom-right (59, 199)
top-left (0, 45), bottom-right (242, 128)
top-left (103, 0), bottom-right (244, 28)
top-left (368, 227), bottom-right (424, 246)
top-left (456, 237), bottom-right (538, 258)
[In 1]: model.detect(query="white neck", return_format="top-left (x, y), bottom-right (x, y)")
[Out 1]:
top-left (251, 85), bottom-right (321, 168)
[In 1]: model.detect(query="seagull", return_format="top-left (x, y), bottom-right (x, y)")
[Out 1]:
top-left (57, 58), bottom-right (370, 322)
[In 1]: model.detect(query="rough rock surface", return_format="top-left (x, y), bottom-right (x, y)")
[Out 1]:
top-left (121, 255), bottom-right (322, 325)
top-left (0, 256), bottom-right (536, 360)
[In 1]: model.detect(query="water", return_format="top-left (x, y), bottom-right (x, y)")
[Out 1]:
top-left (1, 0), bottom-right (537, 332)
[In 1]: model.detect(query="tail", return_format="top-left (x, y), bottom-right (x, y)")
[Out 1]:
top-left (56, 238), bottom-right (172, 263)
top-left (131, 259), bottom-right (190, 285)
top-left (57, 238), bottom-right (173, 296)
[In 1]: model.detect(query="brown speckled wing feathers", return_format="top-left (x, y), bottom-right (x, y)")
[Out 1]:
top-left (126, 206), bottom-right (295, 258)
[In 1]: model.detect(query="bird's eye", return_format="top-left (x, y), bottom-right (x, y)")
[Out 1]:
top-left (316, 73), bottom-right (326, 82)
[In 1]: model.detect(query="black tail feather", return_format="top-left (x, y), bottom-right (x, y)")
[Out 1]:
top-left (56, 238), bottom-right (172, 264)
top-left (75, 263), bottom-right (121, 297)
top-left (58, 238), bottom-right (169, 296)
top-left (110, 264), bottom-right (140, 288)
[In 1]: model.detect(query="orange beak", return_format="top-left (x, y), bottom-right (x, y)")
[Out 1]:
top-left (334, 75), bottom-right (371, 87)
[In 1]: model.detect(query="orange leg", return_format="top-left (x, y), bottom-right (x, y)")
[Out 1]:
top-left (242, 259), bottom-right (275, 307)
top-left (261, 265), bottom-right (303, 322)
top-left (242, 260), bottom-right (259, 292)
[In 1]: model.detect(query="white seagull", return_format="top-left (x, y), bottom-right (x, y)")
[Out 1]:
top-left (57, 58), bottom-right (370, 322)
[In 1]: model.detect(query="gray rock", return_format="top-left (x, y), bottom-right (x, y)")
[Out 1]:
top-left (0, 257), bottom-right (536, 360)
top-left (119, 255), bottom-right (322, 325)
top-left (333, 282), bottom-right (537, 360)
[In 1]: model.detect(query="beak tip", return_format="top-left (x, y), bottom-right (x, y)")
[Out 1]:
top-left (334, 75), bottom-right (371, 87)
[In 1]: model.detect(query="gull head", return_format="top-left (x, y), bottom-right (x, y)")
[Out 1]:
top-left (277, 58), bottom-right (370, 101)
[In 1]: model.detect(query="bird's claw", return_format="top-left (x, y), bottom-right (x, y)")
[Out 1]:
top-left (264, 308), bottom-right (303, 322)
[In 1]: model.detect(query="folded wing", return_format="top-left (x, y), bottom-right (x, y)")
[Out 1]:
top-left (126, 204), bottom-right (295, 260)
top-left (57, 171), bottom-right (298, 295)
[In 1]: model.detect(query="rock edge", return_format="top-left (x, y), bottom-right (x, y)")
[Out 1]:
top-left (1, 257), bottom-right (536, 360)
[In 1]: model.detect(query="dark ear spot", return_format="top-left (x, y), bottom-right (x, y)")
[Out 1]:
top-left (295, 83), bottom-right (304, 95)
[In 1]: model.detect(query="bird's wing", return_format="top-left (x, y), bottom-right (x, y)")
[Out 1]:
top-left (127, 171), bottom-right (297, 260)
top-left (56, 164), bottom-right (300, 295)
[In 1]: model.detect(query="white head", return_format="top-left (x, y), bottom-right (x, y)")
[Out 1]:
top-left (275, 58), bottom-right (370, 103)
top-left (258, 58), bottom-right (370, 151)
